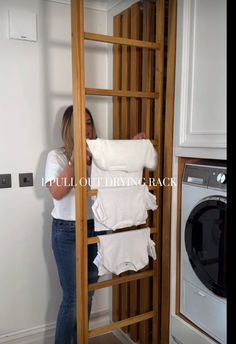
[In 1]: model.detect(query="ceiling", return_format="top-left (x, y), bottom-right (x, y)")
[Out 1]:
top-left (46, 0), bottom-right (138, 11)
top-left (85, 0), bottom-right (132, 11)
top-left (85, 0), bottom-right (124, 10)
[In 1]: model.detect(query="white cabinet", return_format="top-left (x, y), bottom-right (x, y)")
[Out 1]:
top-left (173, 0), bottom-right (226, 159)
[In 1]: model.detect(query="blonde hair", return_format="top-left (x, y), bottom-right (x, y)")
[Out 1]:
top-left (61, 105), bottom-right (96, 161)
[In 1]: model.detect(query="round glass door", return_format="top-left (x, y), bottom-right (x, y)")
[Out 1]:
top-left (185, 196), bottom-right (227, 297)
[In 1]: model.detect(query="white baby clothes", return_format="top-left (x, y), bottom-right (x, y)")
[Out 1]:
top-left (92, 184), bottom-right (158, 231)
top-left (93, 227), bottom-right (156, 276)
top-left (89, 159), bottom-right (143, 190)
top-left (86, 138), bottom-right (158, 172)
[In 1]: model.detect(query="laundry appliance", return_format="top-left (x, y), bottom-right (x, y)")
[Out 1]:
top-left (180, 163), bottom-right (227, 343)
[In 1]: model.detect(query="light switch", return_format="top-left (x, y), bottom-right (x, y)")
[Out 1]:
top-left (0, 174), bottom-right (12, 188)
top-left (19, 173), bottom-right (33, 187)
top-left (8, 10), bottom-right (37, 42)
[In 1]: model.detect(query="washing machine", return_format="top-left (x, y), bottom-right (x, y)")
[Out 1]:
top-left (180, 163), bottom-right (227, 343)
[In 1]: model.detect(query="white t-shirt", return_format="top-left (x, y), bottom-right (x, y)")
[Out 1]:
top-left (45, 148), bottom-right (93, 221)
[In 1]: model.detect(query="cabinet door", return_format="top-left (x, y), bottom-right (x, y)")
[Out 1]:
top-left (174, 0), bottom-right (226, 158)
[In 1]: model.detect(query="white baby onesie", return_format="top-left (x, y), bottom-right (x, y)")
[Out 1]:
top-left (93, 227), bottom-right (156, 276)
top-left (92, 184), bottom-right (158, 231)
top-left (89, 159), bottom-right (143, 190)
top-left (86, 138), bottom-right (158, 172)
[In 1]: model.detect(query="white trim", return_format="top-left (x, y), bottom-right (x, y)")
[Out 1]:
top-left (113, 329), bottom-right (136, 344)
top-left (0, 323), bottom-right (55, 344)
top-left (89, 309), bottom-right (111, 330)
top-left (174, 146), bottom-right (226, 160)
top-left (0, 310), bottom-right (110, 344)
top-left (171, 315), bottom-right (220, 344)
top-left (181, 0), bottom-right (191, 145)
top-left (43, 0), bottom-right (70, 5)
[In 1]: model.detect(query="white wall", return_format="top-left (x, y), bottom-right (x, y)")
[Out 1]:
top-left (84, 6), bottom-right (111, 139)
top-left (0, 0), bottom-right (110, 342)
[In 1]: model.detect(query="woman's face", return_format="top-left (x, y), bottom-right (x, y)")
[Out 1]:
top-left (86, 112), bottom-right (94, 139)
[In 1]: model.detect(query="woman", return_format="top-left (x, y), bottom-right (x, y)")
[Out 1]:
top-left (45, 105), bottom-right (146, 343)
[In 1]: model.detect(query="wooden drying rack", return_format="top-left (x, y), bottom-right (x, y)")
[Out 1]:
top-left (70, 0), bottom-right (173, 343)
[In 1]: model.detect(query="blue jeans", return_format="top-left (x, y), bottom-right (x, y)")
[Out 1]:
top-left (52, 218), bottom-right (103, 344)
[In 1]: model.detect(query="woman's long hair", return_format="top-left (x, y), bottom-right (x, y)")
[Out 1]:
top-left (61, 105), bottom-right (96, 161)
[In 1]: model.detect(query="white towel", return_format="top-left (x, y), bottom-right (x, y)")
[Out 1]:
top-left (93, 227), bottom-right (156, 276)
top-left (92, 184), bottom-right (158, 231)
top-left (87, 138), bottom-right (158, 172)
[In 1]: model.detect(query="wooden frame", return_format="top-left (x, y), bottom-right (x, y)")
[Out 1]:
top-left (160, 0), bottom-right (177, 342)
top-left (71, 0), bottom-right (177, 342)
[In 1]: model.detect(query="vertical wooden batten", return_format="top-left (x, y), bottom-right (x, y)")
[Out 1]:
top-left (150, 1), bottom-right (165, 343)
top-left (120, 8), bottom-right (131, 334)
top-left (71, 0), bottom-right (88, 342)
top-left (130, 3), bottom-right (142, 139)
top-left (121, 9), bottom-right (131, 139)
top-left (129, 4), bottom-right (142, 340)
top-left (113, 15), bottom-right (122, 140)
top-left (139, 3), bottom-right (155, 343)
top-left (112, 14), bottom-right (122, 325)
top-left (161, 1), bottom-right (177, 342)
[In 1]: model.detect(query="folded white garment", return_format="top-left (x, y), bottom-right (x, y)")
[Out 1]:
top-left (89, 160), bottom-right (143, 190)
top-left (93, 227), bottom-right (156, 276)
top-left (87, 138), bottom-right (158, 172)
top-left (92, 184), bottom-right (158, 231)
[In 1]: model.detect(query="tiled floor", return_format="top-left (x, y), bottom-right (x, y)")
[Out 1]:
top-left (89, 332), bottom-right (122, 343)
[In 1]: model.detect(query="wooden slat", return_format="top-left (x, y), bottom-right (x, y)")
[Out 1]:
top-left (120, 9), bottom-right (131, 333)
top-left (121, 9), bottom-right (130, 139)
top-left (139, 2), bottom-right (156, 343)
top-left (87, 227), bottom-right (158, 245)
top-left (112, 14), bottom-right (122, 326)
top-left (160, 0), bottom-right (177, 343)
top-left (84, 32), bottom-right (160, 49)
top-left (129, 3), bottom-right (142, 340)
top-left (113, 15), bottom-right (122, 139)
top-left (89, 311), bottom-right (156, 338)
top-left (129, 2), bottom-right (142, 138)
top-left (152, 1), bottom-right (165, 343)
top-left (85, 88), bottom-right (157, 98)
top-left (71, 0), bottom-right (88, 343)
top-left (89, 270), bottom-right (154, 291)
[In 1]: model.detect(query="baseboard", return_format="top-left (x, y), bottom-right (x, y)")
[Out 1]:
top-left (89, 309), bottom-right (111, 330)
top-left (0, 310), bottom-right (110, 344)
top-left (113, 329), bottom-right (137, 344)
top-left (0, 323), bottom-right (55, 344)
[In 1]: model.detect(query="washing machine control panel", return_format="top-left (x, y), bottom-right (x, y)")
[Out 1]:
top-left (183, 163), bottom-right (227, 191)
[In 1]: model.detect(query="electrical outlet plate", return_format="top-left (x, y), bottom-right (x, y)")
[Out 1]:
top-left (19, 173), bottom-right (33, 187)
top-left (0, 174), bottom-right (12, 188)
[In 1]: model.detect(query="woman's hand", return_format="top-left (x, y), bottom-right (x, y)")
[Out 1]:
top-left (86, 150), bottom-right (92, 165)
top-left (132, 132), bottom-right (147, 139)
top-left (69, 151), bottom-right (74, 165)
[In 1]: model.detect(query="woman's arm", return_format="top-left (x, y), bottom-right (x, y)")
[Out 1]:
top-left (47, 150), bottom-right (92, 200)
top-left (47, 163), bottom-right (74, 200)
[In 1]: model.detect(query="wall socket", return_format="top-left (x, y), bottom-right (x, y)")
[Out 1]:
top-left (0, 174), bottom-right (12, 188)
top-left (19, 173), bottom-right (33, 187)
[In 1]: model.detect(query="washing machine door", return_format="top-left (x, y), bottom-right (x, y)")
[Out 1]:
top-left (185, 196), bottom-right (227, 297)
